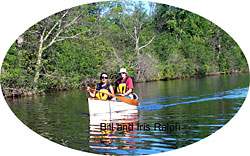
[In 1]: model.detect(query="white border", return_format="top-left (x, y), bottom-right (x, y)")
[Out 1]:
top-left (0, 0), bottom-right (249, 156)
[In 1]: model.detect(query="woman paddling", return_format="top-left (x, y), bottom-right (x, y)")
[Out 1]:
top-left (87, 72), bottom-right (115, 100)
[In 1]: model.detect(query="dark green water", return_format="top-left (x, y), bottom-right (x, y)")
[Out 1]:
top-left (6, 73), bottom-right (249, 155)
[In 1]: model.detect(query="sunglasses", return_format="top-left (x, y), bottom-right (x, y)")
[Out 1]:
top-left (101, 76), bottom-right (108, 79)
top-left (121, 72), bottom-right (126, 74)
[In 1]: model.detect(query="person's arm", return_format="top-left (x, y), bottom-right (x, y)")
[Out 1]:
top-left (124, 88), bottom-right (132, 96)
top-left (109, 85), bottom-right (115, 97)
top-left (89, 90), bottom-right (96, 98)
top-left (87, 86), bottom-right (96, 98)
top-left (123, 77), bottom-right (133, 96)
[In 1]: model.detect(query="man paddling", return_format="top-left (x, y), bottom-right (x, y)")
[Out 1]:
top-left (115, 68), bottom-right (138, 100)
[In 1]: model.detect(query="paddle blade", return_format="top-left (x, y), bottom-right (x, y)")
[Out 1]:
top-left (116, 96), bottom-right (139, 106)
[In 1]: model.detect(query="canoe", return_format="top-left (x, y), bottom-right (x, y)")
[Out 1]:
top-left (88, 98), bottom-right (138, 115)
top-left (89, 110), bottom-right (139, 150)
top-left (88, 98), bottom-right (139, 150)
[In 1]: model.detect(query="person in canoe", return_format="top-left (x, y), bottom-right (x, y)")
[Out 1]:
top-left (87, 72), bottom-right (115, 100)
top-left (115, 68), bottom-right (138, 100)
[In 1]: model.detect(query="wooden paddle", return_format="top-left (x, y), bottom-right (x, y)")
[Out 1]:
top-left (87, 87), bottom-right (139, 106)
top-left (115, 95), bottom-right (139, 106)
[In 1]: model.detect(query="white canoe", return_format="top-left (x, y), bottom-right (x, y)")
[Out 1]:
top-left (88, 98), bottom-right (138, 115)
top-left (88, 98), bottom-right (139, 150)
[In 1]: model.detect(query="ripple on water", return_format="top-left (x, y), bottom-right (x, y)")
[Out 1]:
top-left (6, 75), bottom-right (248, 155)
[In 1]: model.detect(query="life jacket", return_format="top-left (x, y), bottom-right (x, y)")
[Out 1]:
top-left (96, 89), bottom-right (109, 100)
top-left (95, 83), bottom-right (111, 100)
top-left (116, 77), bottom-right (131, 94)
top-left (117, 83), bottom-right (126, 94)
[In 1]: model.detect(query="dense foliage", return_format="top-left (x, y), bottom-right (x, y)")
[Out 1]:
top-left (0, 1), bottom-right (248, 97)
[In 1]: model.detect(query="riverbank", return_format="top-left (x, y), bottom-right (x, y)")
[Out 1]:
top-left (1, 71), bottom-right (248, 98)
top-left (139, 70), bottom-right (249, 83)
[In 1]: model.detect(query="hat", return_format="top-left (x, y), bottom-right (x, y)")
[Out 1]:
top-left (119, 68), bottom-right (127, 73)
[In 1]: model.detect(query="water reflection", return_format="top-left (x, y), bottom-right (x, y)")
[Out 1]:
top-left (89, 110), bottom-right (138, 153)
top-left (5, 74), bottom-right (249, 155)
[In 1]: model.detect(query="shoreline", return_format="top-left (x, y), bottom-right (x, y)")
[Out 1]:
top-left (2, 71), bottom-right (249, 98)
top-left (136, 70), bottom-right (249, 83)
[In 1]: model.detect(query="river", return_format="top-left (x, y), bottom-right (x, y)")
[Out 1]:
top-left (6, 73), bottom-right (249, 155)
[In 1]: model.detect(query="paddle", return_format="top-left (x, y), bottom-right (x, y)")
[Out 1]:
top-left (115, 95), bottom-right (139, 106)
top-left (87, 87), bottom-right (139, 106)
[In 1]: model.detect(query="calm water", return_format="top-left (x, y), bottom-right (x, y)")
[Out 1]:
top-left (6, 73), bottom-right (249, 155)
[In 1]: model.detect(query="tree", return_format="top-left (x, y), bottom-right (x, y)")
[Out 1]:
top-left (20, 5), bottom-right (102, 91)
top-left (110, 1), bottom-right (156, 81)
top-left (1, 2), bottom-right (248, 97)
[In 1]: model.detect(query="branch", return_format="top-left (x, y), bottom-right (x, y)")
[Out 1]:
top-left (28, 30), bottom-right (41, 35)
top-left (42, 28), bottom-right (63, 51)
top-left (112, 47), bottom-right (124, 65)
top-left (54, 32), bottom-right (83, 42)
top-left (42, 12), bottom-right (81, 51)
top-left (43, 10), bottom-right (69, 41)
top-left (40, 28), bottom-right (46, 43)
top-left (138, 35), bottom-right (155, 51)
top-left (139, 23), bottom-right (143, 31)
top-left (121, 21), bottom-right (136, 41)
top-left (63, 14), bottom-right (81, 29)
top-left (134, 26), bottom-right (137, 38)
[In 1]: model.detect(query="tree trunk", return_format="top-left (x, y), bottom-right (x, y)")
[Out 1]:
top-left (33, 38), bottom-right (44, 91)
top-left (136, 64), bottom-right (141, 81)
top-left (135, 38), bottom-right (140, 56)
